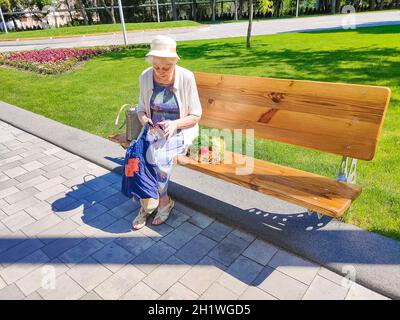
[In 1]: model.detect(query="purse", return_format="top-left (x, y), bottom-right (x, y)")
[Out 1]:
top-left (115, 104), bottom-right (143, 141)
top-left (121, 123), bottom-right (159, 201)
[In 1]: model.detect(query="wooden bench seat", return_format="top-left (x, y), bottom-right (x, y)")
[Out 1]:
top-left (175, 151), bottom-right (361, 218)
top-left (110, 70), bottom-right (391, 219)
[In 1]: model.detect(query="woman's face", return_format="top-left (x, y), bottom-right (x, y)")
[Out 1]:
top-left (152, 56), bottom-right (175, 82)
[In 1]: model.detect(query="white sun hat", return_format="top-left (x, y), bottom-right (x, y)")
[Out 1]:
top-left (146, 35), bottom-right (180, 60)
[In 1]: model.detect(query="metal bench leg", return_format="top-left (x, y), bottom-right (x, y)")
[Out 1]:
top-left (307, 209), bottom-right (324, 220)
top-left (337, 156), bottom-right (357, 184)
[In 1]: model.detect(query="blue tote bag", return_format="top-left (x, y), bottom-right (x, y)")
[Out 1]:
top-left (121, 123), bottom-right (159, 201)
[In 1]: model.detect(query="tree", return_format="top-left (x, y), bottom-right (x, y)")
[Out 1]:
top-left (100, 0), bottom-right (116, 23)
top-left (247, 0), bottom-right (273, 48)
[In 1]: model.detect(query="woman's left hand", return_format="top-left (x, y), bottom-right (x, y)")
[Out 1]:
top-left (158, 120), bottom-right (178, 140)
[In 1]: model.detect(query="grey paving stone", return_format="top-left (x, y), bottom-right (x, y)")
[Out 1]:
top-left (24, 202), bottom-right (53, 220)
top-left (217, 255), bottom-right (264, 296)
top-left (37, 219), bottom-right (80, 245)
top-left (67, 257), bottom-right (113, 292)
top-left (0, 162), bottom-right (24, 173)
top-left (174, 202), bottom-right (202, 218)
top-left (0, 250), bottom-right (50, 285)
top-left (37, 155), bottom-right (60, 166)
top-left (37, 273), bottom-right (86, 300)
top-left (0, 230), bottom-right (26, 256)
top-left (0, 283), bottom-right (25, 300)
top-left (267, 249), bottom-right (320, 285)
top-left (14, 168), bottom-right (46, 183)
top-left (2, 197), bottom-right (42, 216)
top-left (59, 238), bottom-right (105, 267)
top-left (238, 286), bottom-right (277, 300)
top-left (303, 275), bottom-right (349, 300)
top-left (15, 175), bottom-right (48, 191)
top-left (82, 186), bottom-right (119, 204)
top-left (199, 282), bottom-right (238, 300)
top-left (35, 184), bottom-right (69, 201)
top-left (231, 229), bottom-right (256, 243)
top-left (110, 199), bottom-right (141, 219)
top-left (3, 166), bottom-right (28, 179)
top-left (120, 281), bottom-right (160, 300)
top-left (208, 233), bottom-right (251, 267)
top-left (94, 264), bottom-right (146, 300)
top-left (41, 230), bottom-right (86, 259)
top-left (133, 221), bottom-right (174, 241)
top-left (346, 282), bottom-right (390, 300)
top-left (99, 192), bottom-right (129, 210)
top-left (35, 176), bottom-right (67, 192)
top-left (179, 256), bottom-right (226, 296)
top-left (318, 267), bottom-right (349, 286)
top-left (41, 159), bottom-right (70, 173)
top-left (159, 282), bottom-right (199, 300)
top-left (132, 240), bottom-right (176, 275)
top-left (114, 233), bottom-right (156, 257)
top-left (84, 177), bottom-right (112, 192)
top-left (201, 220), bottom-right (233, 242)
top-left (164, 208), bottom-right (190, 228)
top-left (92, 242), bottom-right (134, 273)
top-left (67, 159), bottom-right (91, 170)
top-left (162, 222), bottom-right (202, 250)
top-left (80, 291), bottom-right (103, 300)
top-left (93, 218), bottom-right (133, 244)
top-left (77, 213), bottom-right (118, 237)
top-left (45, 193), bottom-right (77, 212)
top-left (0, 186), bottom-right (20, 200)
top-left (0, 155), bottom-right (22, 167)
top-left (0, 179), bottom-right (18, 192)
top-left (0, 238), bottom-right (44, 267)
top-left (15, 259), bottom-right (69, 296)
top-left (253, 267), bottom-right (308, 300)
top-left (61, 166), bottom-right (92, 181)
top-left (24, 292), bottom-right (43, 300)
top-left (4, 187), bottom-right (40, 204)
top-left (188, 211), bottom-right (215, 229)
top-left (21, 160), bottom-right (44, 172)
top-left (71, 203), bottom-right (109, 225)
top-left (21, 214), bottom-right (63, 237)
top-left (175, 234), bottom-right (217, 265)
top-left (143, 255), bottom-right (191, 295)
top-left (1, 211), bottom-right (36, 232)
top-left (242, 238), bottom-right (279, 266)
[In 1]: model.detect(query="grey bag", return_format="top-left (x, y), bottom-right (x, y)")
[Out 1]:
top-left (115, 104), bottom-right (143, 141)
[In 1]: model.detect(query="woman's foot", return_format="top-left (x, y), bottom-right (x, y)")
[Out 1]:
top-left (152, 197), bottom-right (174, 225)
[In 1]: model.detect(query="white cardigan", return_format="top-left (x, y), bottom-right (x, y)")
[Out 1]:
top-left (136, 64), bottom-right (203, 147)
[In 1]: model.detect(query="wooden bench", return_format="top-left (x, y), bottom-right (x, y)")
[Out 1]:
top-left (110, 71), bottom-right (391, 219)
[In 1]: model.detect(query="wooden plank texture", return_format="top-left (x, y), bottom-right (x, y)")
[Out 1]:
top-left (194, 72), bottom-right (391, 160)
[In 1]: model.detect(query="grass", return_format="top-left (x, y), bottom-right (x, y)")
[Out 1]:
top-left (0, 24), bottom-right (399, 240)
top-left (0, 20), bottom-right (200, 39)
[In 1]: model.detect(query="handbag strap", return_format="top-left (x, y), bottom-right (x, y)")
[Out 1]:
top-left (115, 104), bottom-right (133, 129)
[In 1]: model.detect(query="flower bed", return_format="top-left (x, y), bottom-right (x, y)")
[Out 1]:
top-left (0, 44), bottom-right (146, 75)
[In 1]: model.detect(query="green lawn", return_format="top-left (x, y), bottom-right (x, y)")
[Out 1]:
top-left (0, 25), bottom-right (399, 240)
top-left (0, 20), bottom-right (200, 39)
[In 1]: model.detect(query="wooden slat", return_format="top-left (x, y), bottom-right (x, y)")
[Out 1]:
top-left (176, 151), bottom-right (362, 218)
top-left (194, 72), bottom-right (391, 160)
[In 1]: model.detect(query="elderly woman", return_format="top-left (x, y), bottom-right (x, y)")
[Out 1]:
top-left (132, 35), bottom-right (202, 230)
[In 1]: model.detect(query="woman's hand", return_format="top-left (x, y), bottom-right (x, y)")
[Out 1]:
top-left (158, 120), bottom-right (178, 140)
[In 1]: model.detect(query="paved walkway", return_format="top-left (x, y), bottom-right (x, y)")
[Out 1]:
top-left (0, 11), bottom-right (399, 52)
top-left (0, 120), bottom-right (389, 300)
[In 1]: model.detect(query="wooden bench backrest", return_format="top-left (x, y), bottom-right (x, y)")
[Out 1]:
top-left (194, 72), bottom-right (391, 161)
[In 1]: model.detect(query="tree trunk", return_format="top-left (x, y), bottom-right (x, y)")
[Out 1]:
top-left (331, 0), bottom-right (336, 14)
top-left (210, 0), bottom-right (216, 21)
top-left (171, 0), bottom-right (177, 20)
top-left (246, 0), bottom-right (253, 48)
top-left (239, 0), bottom-right (244, 18)
top-left (234, 0), bottom-right (238, 20)
top-left (192, 0), bottom-right (197, 20)
top-left (77, 0), bottom-right (89, 25)
top-left (100, 0), bottom-right (116, 24)
top-left (64, 0), bottom-right (75, 23)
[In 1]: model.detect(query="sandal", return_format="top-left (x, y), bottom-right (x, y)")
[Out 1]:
top-left (152, 199), bottom-right (174, 225)
top-left (132, 207), bottom-right (157, 230)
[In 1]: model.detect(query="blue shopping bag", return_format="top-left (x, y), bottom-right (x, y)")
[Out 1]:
top-left (121, 123), bottom-right (159, 201)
